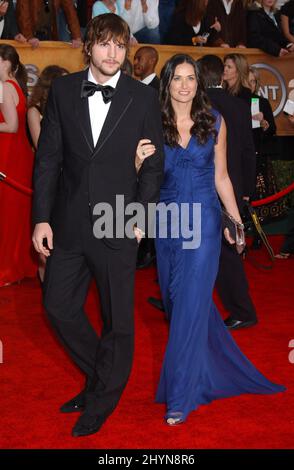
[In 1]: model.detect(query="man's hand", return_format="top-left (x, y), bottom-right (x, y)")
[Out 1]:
top-left (261, 119), bottom-right (269, 131)
top-left (71, 38), bottom-right (83, 48)
top-left (14, 33), bottom-right (27, 43)
top-left (32, 222), bottom-right (53, 257)
top-left (28, 37), bottom-right (40, 49)
top-left (210, 17), bottom-right (221, 32)
top-left (133, 226), bottom-right (145, 243)
top-left (252, 112), bottom-right (263, 122)
top-left (192, 35), bottom-right (208, 45)
top-left (279, 48), bottom-right (289, 57)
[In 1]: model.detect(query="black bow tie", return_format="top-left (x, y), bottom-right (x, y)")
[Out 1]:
top-left (81, 80), bottom-right (116, 103)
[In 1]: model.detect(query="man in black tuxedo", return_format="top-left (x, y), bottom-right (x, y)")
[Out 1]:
top-left (32, 13), bottom-right (164, 437)
top-left (198, 55), bottom-right (258, 330)
top-left (0, 0), bottom-right (25, 41)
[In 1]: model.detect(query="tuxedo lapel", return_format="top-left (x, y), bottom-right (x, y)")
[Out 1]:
top-left (91, 73), bottom-right (133, 159)
top-left (74, 69), bottom-right (94, 154)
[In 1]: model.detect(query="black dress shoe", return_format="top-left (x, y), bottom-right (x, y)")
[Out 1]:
top-left (148, 297), bottom-right (165, 312)
top-left (251, 237), bottom-right (262, 250)
top-left (224, 316), bottom-right (258, 330)
top-left (72, 412), bottom-right (106, 437)
top-left (60, 390), bottom-right (86, 413)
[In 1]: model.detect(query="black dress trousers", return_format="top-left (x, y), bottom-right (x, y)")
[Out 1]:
top-left (43, 209), bottom-right (138, 417)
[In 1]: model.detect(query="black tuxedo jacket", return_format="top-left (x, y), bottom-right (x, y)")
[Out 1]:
top-left (0, 0), bottom-right (19, 39)
top-left (207, 88), bottom-right (256, 209)
top-left (149, 75), bottom-right (160, 91)
top-left (33, 69), bottom-right (164, 248)
top-left (247, 8), bottom-right (288, 56)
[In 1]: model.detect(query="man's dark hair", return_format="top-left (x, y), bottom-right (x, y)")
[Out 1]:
top-left (197, 55), bottom-right (224, 88)
top-left (84, 13), bottom-right (130, 64)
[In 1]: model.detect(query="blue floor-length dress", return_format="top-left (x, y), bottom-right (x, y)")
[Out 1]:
top-left (155, 112), bottom-right (285, 422)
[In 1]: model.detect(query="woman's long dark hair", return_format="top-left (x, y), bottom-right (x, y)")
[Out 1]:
top-left (0, 44), bottom-right (28, 96)
top-left (28, 65), bottom-right (69, 115)
top-left (160, 54), bottom-right (216, 147)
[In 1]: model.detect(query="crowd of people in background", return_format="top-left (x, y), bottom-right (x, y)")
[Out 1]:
top-left (0, 1), bottom-right (294, 57)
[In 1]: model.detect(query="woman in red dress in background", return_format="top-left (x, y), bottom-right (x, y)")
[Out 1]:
top-left (0, 44), bottom-right (36, 287)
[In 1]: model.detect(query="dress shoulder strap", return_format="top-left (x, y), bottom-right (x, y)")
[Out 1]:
top-left (5, 79), bottom-right (21, 92)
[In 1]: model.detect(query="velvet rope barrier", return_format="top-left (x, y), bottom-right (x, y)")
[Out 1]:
top-left (1, 171), bottom-right (293, 204)
top-left (250, 182), bottom-right (294, 207)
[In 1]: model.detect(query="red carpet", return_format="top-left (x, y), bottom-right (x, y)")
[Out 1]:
top-left (0, 236), bottom-right (293, 449)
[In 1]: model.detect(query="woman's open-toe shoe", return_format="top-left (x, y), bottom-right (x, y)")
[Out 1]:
top-left (165, 412), bottom-right (185, 426)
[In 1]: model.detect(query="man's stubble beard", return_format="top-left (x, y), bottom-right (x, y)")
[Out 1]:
top-left (91, 59), bottom-right (123, 78)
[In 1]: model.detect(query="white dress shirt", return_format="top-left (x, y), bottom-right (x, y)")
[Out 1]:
top-left (87, 68), bottom-right (121, 147)
top-left (192, 23), bottom-right (201, 35)
top-left (141, 72), bottom-right (156, 85)
top-left (0, 17), bottom-right (5, 38)
top-left (222, 0), bottom-right (234, 15)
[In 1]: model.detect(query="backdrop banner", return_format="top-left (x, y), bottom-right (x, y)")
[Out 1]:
top-left (1, 40), bottom-right (293, 136)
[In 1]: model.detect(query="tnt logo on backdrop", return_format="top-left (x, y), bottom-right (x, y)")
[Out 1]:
top-left (253, 63), bottom-right (287, 116)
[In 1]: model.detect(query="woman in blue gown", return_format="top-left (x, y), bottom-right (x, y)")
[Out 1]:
top-left (136, 54), bottom-right (285, 426)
